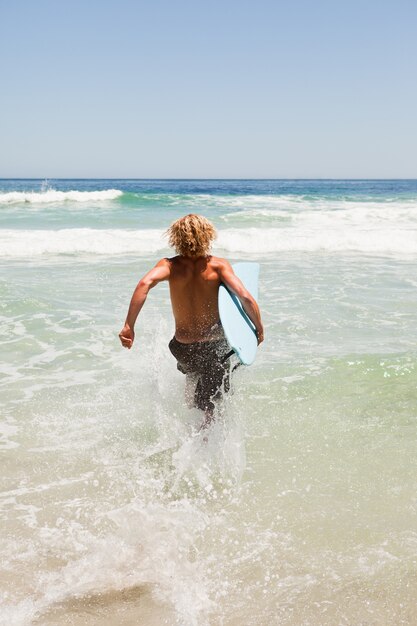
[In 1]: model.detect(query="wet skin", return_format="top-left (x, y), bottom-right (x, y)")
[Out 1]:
top-left (119, 255), bottom-right (264, 348)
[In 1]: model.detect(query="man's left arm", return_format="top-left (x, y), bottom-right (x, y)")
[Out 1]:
top-left (119, 258), bottom-right (171, 349)
top-left (218, 259), bottom-right (264, 344)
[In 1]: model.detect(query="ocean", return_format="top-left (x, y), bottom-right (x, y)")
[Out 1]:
top-left (1, 179), bottom-right (417, 625)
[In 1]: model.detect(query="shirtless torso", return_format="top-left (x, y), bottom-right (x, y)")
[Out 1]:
top-left (119, 254), bottom-right (263, 349)
top-left (168, 255), bottom-right (224, 343)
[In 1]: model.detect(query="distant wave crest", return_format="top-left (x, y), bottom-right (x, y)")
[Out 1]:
top-left (0, 189), bottom-right (123, 204)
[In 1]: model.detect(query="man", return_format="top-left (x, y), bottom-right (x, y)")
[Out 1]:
top-left (119, 214), bottom-right (264, 428)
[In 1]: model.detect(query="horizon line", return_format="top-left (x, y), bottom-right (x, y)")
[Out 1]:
top-left (1, 177), bottom-right (417, 181)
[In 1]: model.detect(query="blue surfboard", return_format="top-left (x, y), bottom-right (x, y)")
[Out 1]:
top-left (219, 262), bottom-right (260, 365)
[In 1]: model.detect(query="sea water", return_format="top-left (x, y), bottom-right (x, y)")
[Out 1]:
top-left (1, 179), bottom-right (417, 625)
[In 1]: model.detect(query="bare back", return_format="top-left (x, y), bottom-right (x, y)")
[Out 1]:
top-left (119, 249), bottom-right (263, 351)
top-left (168, 255), bottom-right (224, 343)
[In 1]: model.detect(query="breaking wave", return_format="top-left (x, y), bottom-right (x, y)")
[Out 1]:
top-left (0, 189), bottom-right (123, 204)
top-left (1, 226), bottom-right (416, 258)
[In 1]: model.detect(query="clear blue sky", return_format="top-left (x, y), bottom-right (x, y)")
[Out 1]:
top-left (1, 0), bottom-right (416, 178)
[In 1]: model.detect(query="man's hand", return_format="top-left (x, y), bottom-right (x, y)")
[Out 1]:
top-left (119, 325), bottom-right (135, 349)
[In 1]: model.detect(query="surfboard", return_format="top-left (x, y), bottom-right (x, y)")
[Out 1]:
top-left (218, 262), bottom-right (260, 365)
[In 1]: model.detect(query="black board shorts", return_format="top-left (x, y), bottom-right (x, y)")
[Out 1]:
top-left (168, 334), bottom-right (233, 412)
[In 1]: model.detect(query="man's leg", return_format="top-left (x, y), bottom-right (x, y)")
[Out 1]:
top-left (194, 358), bottom-right (231, 429)
top-left (184, 372), bottom-right (199, 409)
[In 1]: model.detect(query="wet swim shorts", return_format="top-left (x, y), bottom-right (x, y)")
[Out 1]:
top-left (168, 333), bottom-right (233, 412)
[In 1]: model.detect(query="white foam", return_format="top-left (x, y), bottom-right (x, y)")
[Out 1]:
top-left (217, 226), bottom-right (417, 255)
top-left (0, 420), bottom-right (19, 450)
top-left (0, 228), bottom-right (166, 257)
top-left (0, 189), bottom-right (123, 204)
top-left (1, 225), bottom-right (417, 258)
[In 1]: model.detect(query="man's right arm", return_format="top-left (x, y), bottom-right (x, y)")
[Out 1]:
top-left (119, 258), bottom-right (171, 349)
top-left (217, 260), bottom-right (264, 344)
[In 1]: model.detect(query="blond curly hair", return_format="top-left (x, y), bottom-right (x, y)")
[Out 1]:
top-left (166, 214), bottom-right (217, 257)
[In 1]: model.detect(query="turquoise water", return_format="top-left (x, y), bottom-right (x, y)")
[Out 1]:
top-left (1, 180), bottom-right (417, 625)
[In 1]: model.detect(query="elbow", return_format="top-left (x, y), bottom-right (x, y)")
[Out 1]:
top-left (136, 278), bottom-right (152, 294)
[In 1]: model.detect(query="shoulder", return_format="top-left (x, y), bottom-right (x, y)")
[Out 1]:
top-left (209, 255), bottom-right (230, 268)
top-left (154, 257), bottom-right (173, 270)
top-left (209, 256), bottom-right (233, 274)
top-left (164, 255), bottom-right (185, 266)
top-left (147, 257), bottom-right (172, 280)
